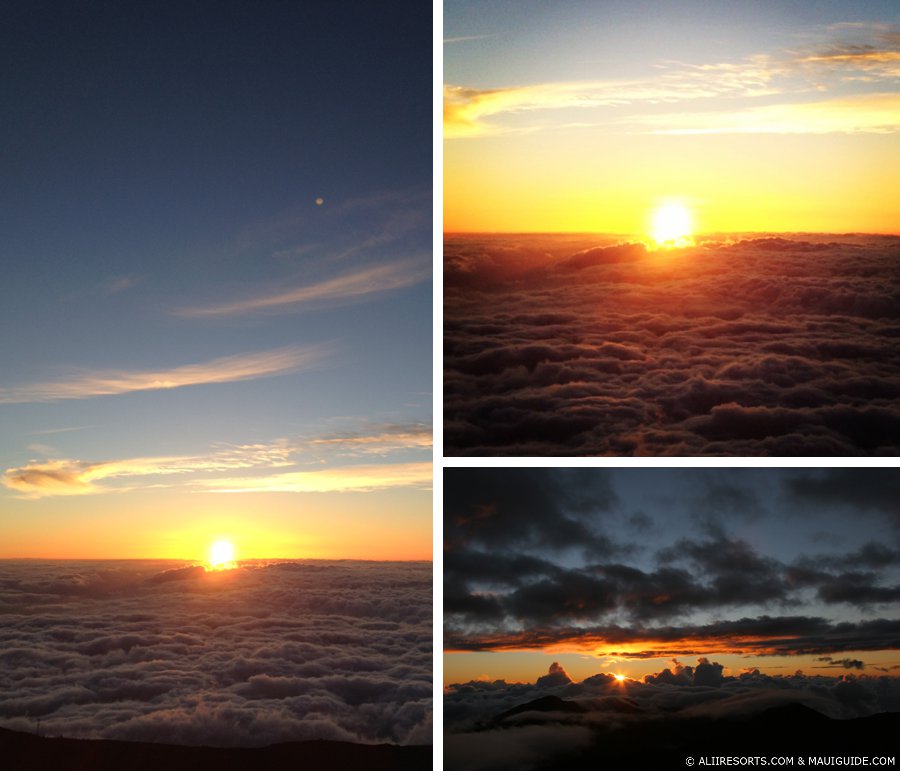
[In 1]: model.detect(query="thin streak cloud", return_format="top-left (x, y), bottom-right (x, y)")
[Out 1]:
top-left (2, 447), bottom-right (295, 498)
top-left (200, 462), bottom-right (433, 494)
top-left (641, 93), bottom-right (900, 135)
top-left (308, 424), bottom-right (433, 456)
top-left (177, 259), bottom-right (429, 317)
top-left (445, 25), bottom-right (900, 138)
top-left (3, 426), bottom-right (431, 498)
top-left (0, 346), bottom-right (327, 404)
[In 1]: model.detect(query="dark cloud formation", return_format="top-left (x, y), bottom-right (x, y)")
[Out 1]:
top-left (0, 560), bottom-right (431, 747)
top-left (444, 467), bottom-right (619, 554)
top-left (444, 233), bottom-right (900, 455)
top-left (445, 469), bottom-right (900, 657)
top-left (445, 662), bottom-right (900, 770)
top-left (816, 656), bottom-right (866, 671)
top-left (784, 468), bottom-right (900, 527)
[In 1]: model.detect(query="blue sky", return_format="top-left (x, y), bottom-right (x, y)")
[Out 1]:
top-left (0, 2), bottom-right (432, 559)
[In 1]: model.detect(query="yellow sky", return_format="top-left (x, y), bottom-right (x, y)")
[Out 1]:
top-left (445, 130), bottom-right (900, 234)
top-left (445, 19), bottom-right (900, 234)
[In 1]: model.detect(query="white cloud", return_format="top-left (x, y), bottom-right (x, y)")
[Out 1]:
top-left (177, 259), bottom-right (429, 317)
top-left (0, 346), bottom-right (326, 404)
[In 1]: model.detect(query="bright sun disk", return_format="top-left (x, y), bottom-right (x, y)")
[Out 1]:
top-left (650, 202), bottom-right (694, 248)
top-left (209, 540), bottom-right (235, 568)
top-left (614, 673), bottom-right (626, 682)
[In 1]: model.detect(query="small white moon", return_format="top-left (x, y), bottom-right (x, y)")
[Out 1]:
top-left (315, 197), bottom-right (324, 206)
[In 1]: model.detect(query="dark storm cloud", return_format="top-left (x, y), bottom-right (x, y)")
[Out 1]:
top-left (0, 560), bottom-right (431, 746)
top-left (783, 469), bottom-right (900, 527)
top-left (444, 234), bottom-right (900, 455)
top-left (444, 467), bottom-right (620, 555)
top-left (445, 470), bottom-right (900, 660)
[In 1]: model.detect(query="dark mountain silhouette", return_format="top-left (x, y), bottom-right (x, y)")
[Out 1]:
top-left (495, 694), bottom-right (587, 722)
top-left (0, 727), bottom-right (430, 771)
top-left (466, 700), bottom-right (899, 771)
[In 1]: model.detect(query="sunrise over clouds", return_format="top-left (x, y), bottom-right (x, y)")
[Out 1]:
top-left (444, 468), bottom-right (900, 768)
top-left (444, 0), bottom-right (900, 456)
top-left (0, 2), bottom-right (431, 768)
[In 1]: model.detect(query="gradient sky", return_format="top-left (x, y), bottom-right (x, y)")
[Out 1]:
top-left (0, 2), bottom-right (431, 561)
top-left (444, 469), bottom-right (900, 685)
top-left (445, 0), bottom-right (900, 233)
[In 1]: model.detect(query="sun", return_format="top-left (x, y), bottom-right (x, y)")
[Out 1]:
top-left (208, 540), bottom-right (235, 569)
top-left (614, 673), bottom-right (627, 683)
top-left (650, 202), bottom-right (694, 248)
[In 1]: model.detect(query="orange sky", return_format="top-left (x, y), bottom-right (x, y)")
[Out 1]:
top-left (444, 649), bottom-right (900, 686)
top-left (0, 485), bottom-right (432, 562)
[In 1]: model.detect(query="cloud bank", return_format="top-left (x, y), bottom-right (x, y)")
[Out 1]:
top-left (444, 234), bottom-right (900, 455)
top-left (445, 660), bottom-right (900, 770)
top-left (444, 469), bottom-right (900, 656)
top-left (0, 560), bottom-right (431, 747)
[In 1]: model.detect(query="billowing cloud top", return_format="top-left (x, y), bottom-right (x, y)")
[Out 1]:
top-left (445, 234), bottom-right (900, 456)
top-left (445, 659), bottom-right (900, 770)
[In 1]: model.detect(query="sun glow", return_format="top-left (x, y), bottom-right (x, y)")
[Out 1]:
top-left (208, 539), bottom-right (236, 569)
top-left (650, 202), bottom-right (694, 248)
top-left (614, 673), bottom-right (627, 683)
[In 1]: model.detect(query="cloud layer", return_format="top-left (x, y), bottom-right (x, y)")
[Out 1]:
top-left (444, 234), bottom-right (900, 455)
top-left (444, 469), bottom-right (900, 656)
top-left (0, 560), bottom-right (431, 747)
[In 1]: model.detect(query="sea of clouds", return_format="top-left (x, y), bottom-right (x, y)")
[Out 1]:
top-left (0, 560), bottom-right (431, 747)
top-left (445, 660), bottom-right (900, 771)
top-left (446, 660), bottom-right (900, 730)
top-left (444, 234), bottom-right (900, 455)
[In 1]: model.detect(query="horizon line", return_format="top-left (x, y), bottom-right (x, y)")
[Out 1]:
top-left (0, 556), bottom-right (434, 563)
top-left (444, 229), bottom-right (900, 237)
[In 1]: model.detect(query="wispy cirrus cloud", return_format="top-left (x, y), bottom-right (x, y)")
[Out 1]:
top-left (2, 445), bottom-right (296, 498)
top-left (0, 346), bottom-right (326, 404)
top-left (444, 34), bottom-right (497, 45)
top-left (443, 68), bottom-right (781, 138)
top-left (3, 423), bottom-right (431, 498)
top-left (308, 423), bottom-right (432, 456)
top-left (198, 461), bottom-right (433, 494)
top-left (445, 24), bottom-right (900, 138)
top-left (177, 258), bottom-right (430, 317)
top-left (638, 92), bottom-right (900, 135)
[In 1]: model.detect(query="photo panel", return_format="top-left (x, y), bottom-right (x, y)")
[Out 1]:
top-left (443, 467), bottom-right (900, 769)
top-left (443, 0), bottom-right (900, 456)
top-left (0, 2), bottom-right (433, 768)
